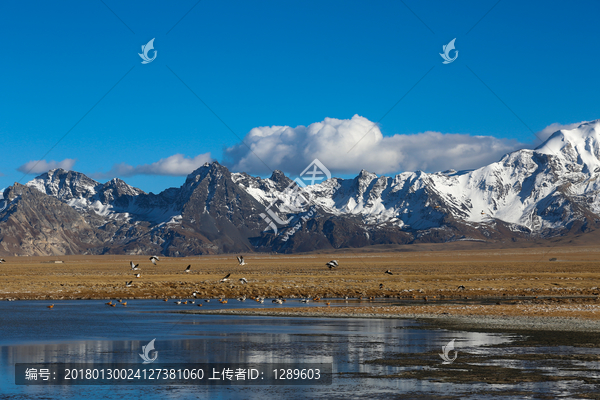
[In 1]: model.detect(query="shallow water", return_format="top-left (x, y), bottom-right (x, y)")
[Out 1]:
top-left (0, 299), bottom-right (597, 399)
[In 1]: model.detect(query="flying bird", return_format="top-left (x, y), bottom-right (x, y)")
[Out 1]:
top-left (237, 256), bottom-right (246, 266)
top-left (134, 273), bottom-right (141, 278)
top-left (0, 258), bottom-right (5, 263)
top-left (130, 261), bottom-right (140, 271)
top-left (457, 285), bottom-right (466, 290)
top-left (184, 265), bottom-right (191, 273)
top-left (192, 292), bottom-right (198, 298)
top-left (220, 273), bottom-right (231, 283)
top-left (125, 281), bottom-right (133, 287)
top-left (379, 283), bottom-right (384, 289)
top-left (239, 278), bottom-right (248, 284)
top-left (385, 270), bottom-right (393, 275)
top-left (149, 256), bottom-right (160, 265)
top-left (326, 260), bottom-right (339, 269)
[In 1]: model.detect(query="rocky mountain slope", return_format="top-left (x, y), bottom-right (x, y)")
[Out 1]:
top-left (2, 120), bottom-right (600, 256)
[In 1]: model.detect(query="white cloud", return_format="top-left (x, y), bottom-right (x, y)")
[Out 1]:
top-left (224, 115), bottom-right (525, 175)
top-left (17, 158), bottom-right (77, 174)
top-left (93, 153), bottom-right (212, 179)
top-left (535, 120), bottom-right (589, 143)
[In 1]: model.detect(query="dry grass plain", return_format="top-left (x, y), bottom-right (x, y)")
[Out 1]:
top-left (1, 245), bottom-right (599, 302)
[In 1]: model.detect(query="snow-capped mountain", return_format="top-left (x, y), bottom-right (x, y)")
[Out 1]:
top-left (238, 120), bottom-right (600, 249)
top-left (1, 120), bottom-right (599, 256)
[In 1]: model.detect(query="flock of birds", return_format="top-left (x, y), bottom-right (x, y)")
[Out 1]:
top-left (124, 256), bottom-right (249, 289)
top-left (38, 256), bottom-right (468, 310)
top-left (117, 258), bottom-right (400, 308)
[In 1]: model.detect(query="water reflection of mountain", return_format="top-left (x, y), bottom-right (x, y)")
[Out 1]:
top-left (4, 301), bottom-right (573, 399)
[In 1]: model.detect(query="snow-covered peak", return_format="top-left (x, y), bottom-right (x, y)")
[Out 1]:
top-left (356, 169), bottom-right (377, 181)
top-left (535, 120), bottom-right (600, 173)
top-left (27, 168), bottom-right (99, 201)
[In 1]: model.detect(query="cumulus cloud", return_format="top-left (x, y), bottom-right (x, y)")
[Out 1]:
top-left (92, 153), bottom-right (212, 179)
top-left (223, 115), bottom-right (525, 176)
top-left (17, 158), bottom-right (77, 174)
top-left (535, 120), bottom-right (589, 143)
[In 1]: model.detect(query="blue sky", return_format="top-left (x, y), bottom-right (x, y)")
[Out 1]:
top-left (1, 0), bottom-right (599, 193)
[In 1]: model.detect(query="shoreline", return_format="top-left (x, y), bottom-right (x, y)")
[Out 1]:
top-left (180, 305), bottom-right (600, 332)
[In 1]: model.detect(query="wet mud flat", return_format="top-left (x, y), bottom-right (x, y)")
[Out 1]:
top-left (357, 319), bottom-right (600, 399)
top-left (184, 306), bottom-right (600, 399)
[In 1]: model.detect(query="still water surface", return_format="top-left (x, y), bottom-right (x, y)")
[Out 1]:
top-left (0, 299), bottom-right (594, 399)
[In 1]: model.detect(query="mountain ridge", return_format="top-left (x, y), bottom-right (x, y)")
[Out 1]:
top-left (2, 120), bottom-right (600, 256)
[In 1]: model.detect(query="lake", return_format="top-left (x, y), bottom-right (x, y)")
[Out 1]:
top-left (0, 299), bottom-right (598, 399)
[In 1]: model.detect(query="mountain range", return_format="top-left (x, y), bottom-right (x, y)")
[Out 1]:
top-left (2, 120), bottom-right (600, 256)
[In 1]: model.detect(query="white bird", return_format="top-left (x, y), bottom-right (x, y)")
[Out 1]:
top-left (125, 281), bottom-right (133, 287)
top-left (237, 256), bottom-right (246, 266)
top-left (149, 256), bottom-right (160, 265)
top-left (326, 260), bottom-right (338, 269)
top-left (272, 299), bottom-right (283, 304)
top-left (185, 265), bottom-right (191, 273)
top-left (190, 300), bottom-right (195, 304)
top-left (220, 273), bottom-right (231, 283)
top-left (0, 258), bottom-right (5, 263)
top-left (192, 292), bottom-right (198, 298)
top-left (237, 295), bottom-right (246, 302)
top-left (239, 278), bottom-right (248, 284)
top-left (130, 261), bottom-right (140, 271)
top-left (175, 300), bottom-right (182, 305)
top-left (300, 298), bottom-right (310, 303)
top-left (204, 299), bottom-right (210, 303)
top-left (134, 273), bottom-right (141, 278)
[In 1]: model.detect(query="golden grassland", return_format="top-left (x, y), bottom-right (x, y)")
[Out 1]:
top-left (0, 247), bottom-right (600, 319)
top-left (2, 245), bottom-right (600, 319)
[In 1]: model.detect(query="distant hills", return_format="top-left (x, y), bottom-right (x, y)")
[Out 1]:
top-left (2, 120), bottom-right (600, 256)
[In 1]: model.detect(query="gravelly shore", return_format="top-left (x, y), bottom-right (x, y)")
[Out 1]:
top-left (184, 307), bottom-right (600, 332)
